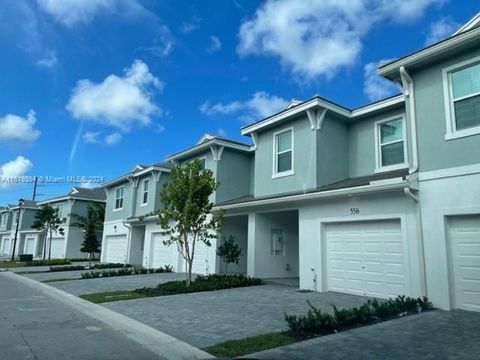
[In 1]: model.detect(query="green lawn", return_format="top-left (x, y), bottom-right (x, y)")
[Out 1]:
top-left (203, 332), bottom-right (295, 358)
top-left (79, 291), bottom-right (147, 303)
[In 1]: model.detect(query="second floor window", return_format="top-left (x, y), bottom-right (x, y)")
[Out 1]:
top-left (377, 118), bottom-right (406, 170)
top-left (115, 186), bottom-right (124, 210)
top-left (448, 61), bottom-right (480, 134)
top-left (274, 128), bottom-right (293, 176)
top-left (199, 157), bottom-right (206, 170)
top-left (142, 179), bottom-right (149, 205)
top-left (0, 213), bottom-right (5, 226)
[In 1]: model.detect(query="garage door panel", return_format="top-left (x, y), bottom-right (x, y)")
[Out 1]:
top-left (326, 219), bottom-right (407, 299)
top-left (25, 238), bottom-right (35, 255)
top-left (50, 238), bottom-right (65, 258)
top-left (449, 215), bottom-right (480, 311)
top-left (105, 235), bottom-right (127, 264)
top-left (150, 233), bottom-right (171, 268)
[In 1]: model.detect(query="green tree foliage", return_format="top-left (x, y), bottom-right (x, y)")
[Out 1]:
top-left (70, 203), bottom-right (105, 266)
top-left (158, 158), bottom-right (223, 286)
top-left (217, 235), bottom-right (242, 275)
top-left (32, 204), bottom-right (66, 260)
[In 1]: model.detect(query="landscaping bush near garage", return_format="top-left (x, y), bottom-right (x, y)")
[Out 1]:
top-left (135, 274), bottom-right (262, 296)
top-left (49, 265), bottom-right (86, 272)
top-left (285, 295), bottom-right (433, 339)
top-left (81, 265), bottom-right (173, 279)
top-left (203, 295), bottom-right (433, 358)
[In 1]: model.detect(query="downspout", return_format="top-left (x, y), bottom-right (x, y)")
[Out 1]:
top-left (399, 66), bottom-right (418, 174)
top-left (401, 67), bottom-right (427, 297)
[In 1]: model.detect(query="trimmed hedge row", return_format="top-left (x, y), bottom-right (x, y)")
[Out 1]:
top-left (81, 265), bottom-right (173, 279)
top-left (135, 274), bottom-right (262, 296)
top-left (27, 259), bottom-right (71, 266)
top-left (93, 263), bottom-right (132, 269)
top-left (285, 296), bottom-right (433, 338)
top-left (49, 265), bottom-right (85, 272)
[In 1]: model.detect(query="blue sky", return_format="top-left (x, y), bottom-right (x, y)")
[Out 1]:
top-left (0, 0), bottom-right (479, 204)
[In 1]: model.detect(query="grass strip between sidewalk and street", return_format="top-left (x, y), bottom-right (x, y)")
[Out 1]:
top-left (203, 332), bottom-right (294, 358)
top-left (80, 290), bottom-right (147, 303)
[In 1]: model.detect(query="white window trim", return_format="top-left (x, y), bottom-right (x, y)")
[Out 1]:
top-left (0, 214), bottom-right (5, 226)
top-left (140, 179), bottom-right (149, 207)
top-left (272, 127), bottom-right (294, 179)
top-left (442, 55), bottom-right (480, 141)
top-left (374, 115), bottom-right (409, 174)
top-left (113, 186), bottom-right (124, 211)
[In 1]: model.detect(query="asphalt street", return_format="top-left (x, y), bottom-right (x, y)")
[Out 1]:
top-left (0, 271), bottom-right (163, 360)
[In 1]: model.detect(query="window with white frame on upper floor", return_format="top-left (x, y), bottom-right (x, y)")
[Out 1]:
top-left (273, 128), bottom-right (293, 178)
top-left (375, 117), bottom-right (407, 172)
top-left (198, 157), bottom-right (206, 171)
top-left (444, 58), bottom-right (480, 140)
top-left (0, 213), bottom-right (5, 226)
top-left (114, 186), bottom-right (124, 210)
top-left (141, 179), bottom-right (149, 205)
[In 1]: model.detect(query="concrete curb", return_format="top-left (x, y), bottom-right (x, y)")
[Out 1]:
top-left (2, 271), bottom-right (215, 360)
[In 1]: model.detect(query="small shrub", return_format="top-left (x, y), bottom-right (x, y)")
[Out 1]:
top-left (285, 295), bottom-right (433, 338)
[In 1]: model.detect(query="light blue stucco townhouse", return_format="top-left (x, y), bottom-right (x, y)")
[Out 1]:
top-left (100, 13), bottom-right (480, 312)
top-left (0, 187), bottom-right (105, 259)
top-left (100, 135), bottom-right (252, 274)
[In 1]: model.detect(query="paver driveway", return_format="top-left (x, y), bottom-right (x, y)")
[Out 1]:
top-left (48, 273), bottom-right (188, 295)
top-left (103, 284), bottom-right (370, 348)
top-left (248, 309), bottom-right (480, 359)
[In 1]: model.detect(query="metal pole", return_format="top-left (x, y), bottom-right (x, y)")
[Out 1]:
top-left (10, 199), bottom-right (24, 262)
top-left (32, 177), bottom-right (38, 201)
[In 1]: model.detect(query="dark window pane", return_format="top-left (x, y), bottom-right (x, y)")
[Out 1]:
top-left (381, 142), bottom-right (404, 166)
top-left (277, 151), bottom-right (292, 173)
top-left (454, 95), bottom-right (480, 130)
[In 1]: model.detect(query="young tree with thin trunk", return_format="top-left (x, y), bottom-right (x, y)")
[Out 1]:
top-left (158, 159), bottom-right (222, 286)
top-left (32, 205), bottom-right (66, 260)
top-left (217, 235), bottom-right (242, 275)
top-left (70, 203), bottom-right (105, 267)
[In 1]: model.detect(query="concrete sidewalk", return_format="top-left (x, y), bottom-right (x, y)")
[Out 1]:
top-left (0, 272), bottom-right (213, 360)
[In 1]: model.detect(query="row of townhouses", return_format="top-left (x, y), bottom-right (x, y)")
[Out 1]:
top-left (0, 187), bottom-right (105, 259)
top-left (99, 15), bottom-right (480, 313)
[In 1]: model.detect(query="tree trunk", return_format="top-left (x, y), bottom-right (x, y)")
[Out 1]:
top-left (48, 231), bottom-right (52, 260)
top-left (186, 259), bottom-right (193, 287)
top-left (42, 232), bottom-right (47, 260)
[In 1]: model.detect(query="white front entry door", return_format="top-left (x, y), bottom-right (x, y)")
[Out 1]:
top-left (150, 233), bottom-right (171, 268)
top-left (325, 219), bottom-right (408, 299)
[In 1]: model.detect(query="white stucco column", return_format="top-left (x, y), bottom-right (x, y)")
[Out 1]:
top-left (247, 213), bottom-right (256, 277)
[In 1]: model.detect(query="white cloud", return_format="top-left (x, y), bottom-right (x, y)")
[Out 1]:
top-left (138, 25), bottom-right (174, 58)
top-left (0, 110), bottom-right (41, 145)
top-left (181, 17), bottom-right (201, 33)
top-left (200, 91), bottom-right (288, 121)
top-left (67, 60), bottom-right (163, 132)
top-left (207, 36), bottom-right (222, 53)
top-left (363, 59), bottom-right (401, 101)
top-left (425, 17), bottom-right (459, 45)
top-left (104, 132), bottom-right (122, 146)
top-left (37, 0), bottom-right (144, 27)
top-left (82, 131), bottom-right (100, 144)
top-left (37, 51), bottom-right (58, 68)
top-left (0, 156), bottom-right (33, 189)
top-left (238, 0), bottom-right (445, 81)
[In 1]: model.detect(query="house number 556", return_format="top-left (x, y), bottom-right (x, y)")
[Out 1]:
top-left (350, 208), bottom-right (360, 215)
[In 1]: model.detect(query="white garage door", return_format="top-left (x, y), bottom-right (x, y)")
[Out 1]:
top-left (104, 235), bottom-right (127, 264)
top-left (50, 238), bottom-right (65, 258)
top-left (24, 237), bottom-right (36, 255)
top-left (325, 219), bottom-right (408, 299)
top-left (449, 215), bottom-right (480, 312)
top-left (150, 233), bottom-right (171, 268)
top-left (2, 238), bottom-right (11, 255)
top-left (191, 241), bottom-right (209, 275)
